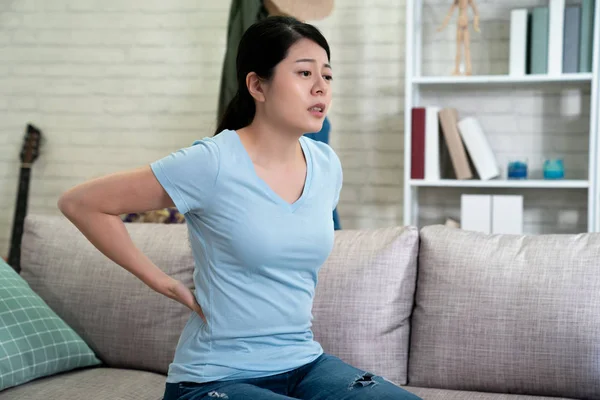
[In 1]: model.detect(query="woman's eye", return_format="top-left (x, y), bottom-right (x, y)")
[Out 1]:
top-left (323, 75), bottom-right (333, 81)
top-left (300, 71), bottom-right (311, 77)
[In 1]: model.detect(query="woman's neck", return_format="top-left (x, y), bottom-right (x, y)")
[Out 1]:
top-left (236, 119), bottom-right (304, 169)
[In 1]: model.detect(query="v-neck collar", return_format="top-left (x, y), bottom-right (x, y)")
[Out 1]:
top-left (231, 129), bottom-right (313, 213)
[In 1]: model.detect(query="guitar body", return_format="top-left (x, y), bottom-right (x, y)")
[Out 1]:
top-left (7, 124), bottom-right (42, 273)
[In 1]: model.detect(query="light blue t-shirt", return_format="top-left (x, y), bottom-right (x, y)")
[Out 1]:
top-left (150, 129), bottom-right (343, 384)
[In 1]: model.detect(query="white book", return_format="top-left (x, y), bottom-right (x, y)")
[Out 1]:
top-left (509, 9), bottom-right (528, 76)
top-left (457, 117), bottom-right (500, 180)
top-left (548, 0), bottom-right (565, 75)
top-left (460, 194), bottom-right (492, 234)
top-left (492, 195), bottom-right (523, 234)
top-left (424, 106), bottom-right (441, 180)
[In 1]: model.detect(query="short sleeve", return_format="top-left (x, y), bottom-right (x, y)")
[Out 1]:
top-left (150, 138), bottom-right (220, 214)
top-left (332, 152), bottom-right (343, 210)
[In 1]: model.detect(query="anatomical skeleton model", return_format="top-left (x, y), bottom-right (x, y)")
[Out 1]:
top-left (437, 0), bottom-right (480, 75)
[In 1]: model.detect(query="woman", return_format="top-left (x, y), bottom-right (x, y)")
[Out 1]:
top-left (58, 16), bottom-right (421, 400)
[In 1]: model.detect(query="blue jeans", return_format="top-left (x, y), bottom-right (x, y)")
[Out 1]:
top-left (163, 353), bottom-right (421, 399)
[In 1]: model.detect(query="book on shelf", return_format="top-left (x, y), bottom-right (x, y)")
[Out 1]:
top-left (439, 108), bottom-right (473, 180)
top-left (564, 5), bottom-right (582, 73)
top-left (461, 194), bottom-right (492, 233)
top-left (580, 0), bottom-right (596, 73)
top-left (492, 195), bottom-right (524, 234)
top-left (509, 0), bottom-right (595, 76)
top-left (530, 6), bottom-right (550, 74)
top-left (460, 194), bottom-right (523, 234)
top-left (410, 107), bottom-right (442, 180)
top-left (410, 107), bottom-right (426, 180)
top-left (410, 107), bottom-right (499, 182)
top-left (547, 0), bottom-right (565, 76)
top-left (510, 9), bottom-right (528, 76)
top-left (457, 117), bottom-right (500, 180)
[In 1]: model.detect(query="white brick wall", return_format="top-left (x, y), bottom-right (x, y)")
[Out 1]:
top-left (1, 0), bottom-right (589, 257)
top-left (413, 0), bottom-right (592, 234)
top-left (0, 0), bottom-right (230, 257)
top-left (314, 0), bottom-right (406, 230)
top-left (0, 0), bottom-right (406, 257)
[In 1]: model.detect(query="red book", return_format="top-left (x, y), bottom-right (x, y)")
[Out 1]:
top-left (411, 107), bottom-right (426, 179)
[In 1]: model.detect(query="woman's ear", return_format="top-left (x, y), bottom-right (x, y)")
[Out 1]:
top-left (246, 72), bottom-right (266, 103)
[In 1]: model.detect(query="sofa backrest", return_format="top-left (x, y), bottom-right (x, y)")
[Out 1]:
top-left (408, 225), bottom-right (600, 400)
top-left (20, 215), bottom-right (419, 385)
top-left (312, 226), bottom-right (419, 386)
top-left (20, 215), bottom-right (194, 375)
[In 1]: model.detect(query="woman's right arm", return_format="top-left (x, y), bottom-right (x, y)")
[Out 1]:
top-left (57, 165), bottom-right (206, 321)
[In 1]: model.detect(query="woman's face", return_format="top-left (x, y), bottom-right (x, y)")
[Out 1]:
top-left (260, 38), bottom-right (333, 134)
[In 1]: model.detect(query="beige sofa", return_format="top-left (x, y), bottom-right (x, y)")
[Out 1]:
top-left (1, 214), bottom-right (598, 400)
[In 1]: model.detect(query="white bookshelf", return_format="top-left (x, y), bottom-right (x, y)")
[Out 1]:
top-left (404, 0), bottom-right (600, 233)
top-left (413, 73), bottom-right (593, 85)
top-left (409, 179), bottom-right (589, 189)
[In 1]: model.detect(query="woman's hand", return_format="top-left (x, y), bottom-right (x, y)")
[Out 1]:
top-left (162, 277), bottom-right (207, 323)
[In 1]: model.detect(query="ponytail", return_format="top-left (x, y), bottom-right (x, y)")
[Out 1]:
top-left (214, 88), bottom-right (256, 136)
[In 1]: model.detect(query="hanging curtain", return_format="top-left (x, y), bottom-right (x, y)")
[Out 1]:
top-left (217, 0), bottom-right (269, 122)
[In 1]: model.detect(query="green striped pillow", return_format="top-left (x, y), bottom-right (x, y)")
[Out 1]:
top-left (0, 258), bottom-right (101, 391)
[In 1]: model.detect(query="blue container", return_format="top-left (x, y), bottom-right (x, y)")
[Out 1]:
top-left (543, 158), bottom-right (564, 179)
top-left (507, 161), bottom-right (528, 179)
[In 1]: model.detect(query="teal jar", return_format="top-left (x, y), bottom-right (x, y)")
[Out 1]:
top-left (543, 158), bottom-right (564, 179)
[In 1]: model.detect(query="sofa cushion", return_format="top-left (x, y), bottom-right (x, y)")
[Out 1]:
top-left (409, 225), bottom-right (600, 399)
top-left (19, 215), bottom-right (194, 374)
top-left (312, 226), bottom-right (419, 386)
top-left (0, 367), bottom-right (165, 400)
top-left (403, 387), bottom-right (576, 400)
top-left (0, 258), bottom-right (100, 391)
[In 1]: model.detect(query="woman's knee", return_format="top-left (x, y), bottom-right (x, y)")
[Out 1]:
top-left (347, 374), bottom-right (422, 400)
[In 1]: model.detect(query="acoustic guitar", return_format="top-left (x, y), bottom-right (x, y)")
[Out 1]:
top-left (7, 124), bottom-right (43, 273)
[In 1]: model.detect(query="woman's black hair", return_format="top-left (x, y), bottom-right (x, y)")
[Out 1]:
top-left (214, 16), bottom-right (331, 135)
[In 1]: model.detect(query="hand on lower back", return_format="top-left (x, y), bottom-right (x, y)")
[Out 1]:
top-left (164, 278), bottom-right (207, 323)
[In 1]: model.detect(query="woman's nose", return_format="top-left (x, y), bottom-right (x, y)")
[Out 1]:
top-left (313, 78), bottom-right (327, 95)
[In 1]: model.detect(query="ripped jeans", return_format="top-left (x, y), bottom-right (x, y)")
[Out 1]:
top-left (162, 353), bottom-right (422, 400)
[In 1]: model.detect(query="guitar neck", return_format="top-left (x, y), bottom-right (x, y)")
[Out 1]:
top-left (8, 166), bottom-right (32, 272)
